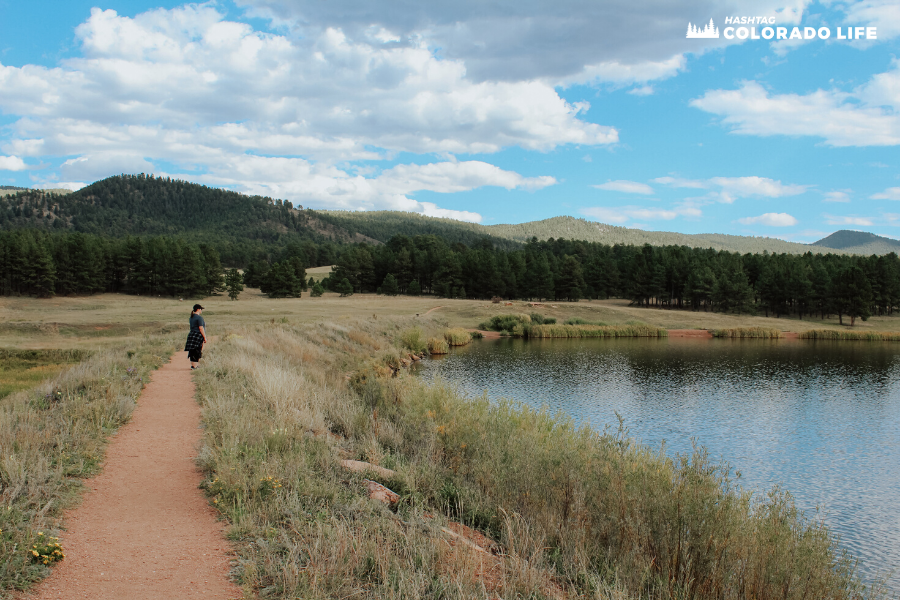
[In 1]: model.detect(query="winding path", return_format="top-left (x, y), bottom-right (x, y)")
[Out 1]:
top-left (26, 354), bottom-right (241, 600)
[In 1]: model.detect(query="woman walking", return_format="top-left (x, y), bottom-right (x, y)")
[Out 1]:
top-left (185, 304), bottom-right (208, 369)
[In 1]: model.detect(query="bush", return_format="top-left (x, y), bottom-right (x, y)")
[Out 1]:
top-left (427, 337), bottom-right (449, 354)
top-left (336, 278), bottom-right (353, 297)
top-left (478, 314), bottom-right (532, 333)
top-left (310, 282), bottom-right (325, 297)
top-left (399, 327), bottom-right (427, 353)
top-left (530, 313), bottom-right (556, 325)
top-left (442, 328), bottom-right (472, 346)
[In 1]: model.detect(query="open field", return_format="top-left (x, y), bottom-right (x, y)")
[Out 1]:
top-left (4, 292), bottom-right (900, 352)
top-left (1, 292), bottom-right (892, 599)
top-left (0, 350), bottom-right (88, 399)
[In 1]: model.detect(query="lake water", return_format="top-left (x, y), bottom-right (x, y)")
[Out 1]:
top-left (414, 337), bottom-right (900, 593)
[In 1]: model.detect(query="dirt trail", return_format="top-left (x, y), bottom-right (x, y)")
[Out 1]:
top-left (26, 353), bottom-right (241, 600)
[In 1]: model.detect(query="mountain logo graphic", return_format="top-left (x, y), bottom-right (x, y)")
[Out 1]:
top-left (687, 19), bottom-right (720, 38)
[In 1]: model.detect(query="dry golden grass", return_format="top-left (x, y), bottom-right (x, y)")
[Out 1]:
top-left (0, 292), bottom-right (893, 599)
top-left (0, 335), bottom-right (174, 593)
top-left (188, 317), bottom-right (874, 600)
top-left (4, 292), bottom-right (900, 352)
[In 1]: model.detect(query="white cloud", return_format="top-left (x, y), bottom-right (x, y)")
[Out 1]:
top-left (184, 158), bottom-right (551, 222)
top-left (843, 0), bottom-right (900, 41)
top-left (0, 156), bottom-right (27, 171)
top-left (654, 174), bottom-right (809, 202)
top-left (238, 0), bottom-right (810, 84)
top-left (592, 180), bottom-right (654, 195)
top-left (823, 190), bottom-right (851, 202)
top-left (737, 212), bottom-right (798, 227)
top-left (871, 187), bottom-right (900, 200)
top-left (0, 5), bottom-right (605, 216)
top-left (691, 68), bottom-right (900, 146)
top-left (824, 214), bottom-right (875, 226)
top-left (34, 181), bottom-right (87, 191)
top-left (628, 85), bottom-right (655, 96)
top-left (581, 204), bottom-right (700, 224)
top-left (652, 176), bottom-right (707, 189)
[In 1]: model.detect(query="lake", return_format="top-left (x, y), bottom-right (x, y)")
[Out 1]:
top-left (414, 337), bottom-right (900, 593)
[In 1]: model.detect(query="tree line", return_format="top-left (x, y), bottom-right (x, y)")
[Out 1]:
top-left (3, 229), bottom-right (898, 324)
top-left (319, 235), bottom-right (898, 325)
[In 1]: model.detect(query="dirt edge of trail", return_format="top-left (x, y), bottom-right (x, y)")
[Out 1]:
top-left (24, 353), bottom-right (243, 600)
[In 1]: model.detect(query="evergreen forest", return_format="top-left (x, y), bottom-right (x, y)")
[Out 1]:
top-left (3, 227), bottom-right (898, 325)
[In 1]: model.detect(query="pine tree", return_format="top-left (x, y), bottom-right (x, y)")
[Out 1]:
top-left (336, 277), bottom-right (353, 297)
top-left (381, 273), bottom-right (399, 295)
top-left (225, 268), bottom-right (243, 300)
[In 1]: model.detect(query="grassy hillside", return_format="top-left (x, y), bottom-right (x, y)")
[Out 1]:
top-left (487, 216), bottom-right (832, 254)
top-left (316, 211), bottom-right (836, 254)
top-left (812, 230), bottom-right (900, 256)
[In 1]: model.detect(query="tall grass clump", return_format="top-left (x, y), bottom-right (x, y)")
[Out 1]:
top-left (800, 329), bottom-right (900, 341)
top-left (529, 313), bottom-right (556, 325)
top-left (191, 317), bottom-right (871, 600)
top-left (442, 328), bottom-right (472, 347)
top-left (399, 326), bottom-right (427, 353)
top-left (711, 327), bottom-right (784, 339)
top-left (0, 337), bottom-right (173, 593)
top-left (427, 337), bottom-right (449, 354)
top-left (526, 323), bottom-right (668, 338)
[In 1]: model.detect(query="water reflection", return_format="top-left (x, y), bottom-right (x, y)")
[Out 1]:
top-left (415, 337), bottom-right (900, 593)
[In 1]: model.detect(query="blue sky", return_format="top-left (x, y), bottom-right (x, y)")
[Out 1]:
top-left (1, 0), bottom-right (899, 241)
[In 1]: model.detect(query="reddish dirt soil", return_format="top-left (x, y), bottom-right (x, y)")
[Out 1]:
top-left (25, 354), bottom-right (242, 600)
top-left (667, 329), bottom-right (713, 338)
top-left (469, 329), bottom-right (502, 339)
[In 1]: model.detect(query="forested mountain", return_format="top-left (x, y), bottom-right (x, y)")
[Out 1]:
top-left (812, 230), bottom-right (900, 255)
top-left (0, 175), bottom-right (374, 264)
top-left (315, 211), bottom-right (830, 254)
top-left (6, 175), bottom-right (899, 260)
top-left (310, 210), bottom-right (519, 250)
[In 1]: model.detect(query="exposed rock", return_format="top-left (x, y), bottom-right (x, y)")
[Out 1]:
top-left (339, 459), bottom-right (397, 480)
top-left (364, 479), bottom-right (400, 506)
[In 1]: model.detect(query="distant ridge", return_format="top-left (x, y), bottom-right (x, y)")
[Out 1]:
top-left (6, 174), bottom-right (900, 256)
top-left (811, 230), bottom-right (900, 256)
top-left (485, 216), bottom-right (821, 254)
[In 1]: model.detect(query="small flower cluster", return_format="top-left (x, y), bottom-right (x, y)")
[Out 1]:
top-left (258, 475), bottom-right (283, 498)
top-left (30, 532), bottom-right (64, 565)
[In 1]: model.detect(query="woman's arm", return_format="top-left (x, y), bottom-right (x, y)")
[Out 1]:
top-left (199, 324), bottom-right (208, 343)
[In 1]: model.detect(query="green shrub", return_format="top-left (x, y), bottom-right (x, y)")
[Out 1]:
top-left (442, 328), bottom-right (472, 346)
top-left (427, 337), bottom-right (449, 354)
top-left (399, 327), bottom-right (427, 353)
top-left (479, 314), bottom-right (532, 333)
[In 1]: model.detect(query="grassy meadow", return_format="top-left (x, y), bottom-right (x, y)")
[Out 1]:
top-left (2, 290), bottom-right (898, 598)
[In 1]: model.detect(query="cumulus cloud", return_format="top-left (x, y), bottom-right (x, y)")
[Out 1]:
top-left (871, 187), bottom-right (900, 200)
top-left (592, 180), bottom-right (654, 195)
top-left (0, 156), bottom-right (27, 171)
top-left (690, 68), bottom-right (900, 147)
top-left (825, 214), bottom-right (875, 226)
top-left (654, 175), bottom-right (809, 202)
top-left (737, 212), bottom-right (798, 226)
top-left (187, 158), bottom-right (552, 222)
top-left (0, 5), bottom-right (604, 217)
top-left (581, 204), bottom-right (701, 224)
top-left (823, 190), bottom-right (851, 202)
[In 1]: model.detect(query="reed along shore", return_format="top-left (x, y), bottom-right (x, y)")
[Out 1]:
top-left (186, 315), bottom-right (871, 600)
